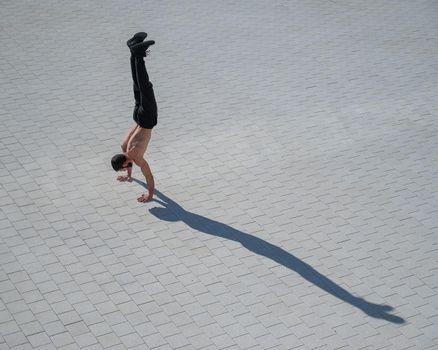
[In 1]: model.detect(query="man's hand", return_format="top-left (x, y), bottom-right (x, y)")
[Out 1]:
top-left (137, 190), bottom-right (153, 202)
top-left (117, 175), bottom-right (132, 182)
top-left (135, 158), bottom-right (155, 203)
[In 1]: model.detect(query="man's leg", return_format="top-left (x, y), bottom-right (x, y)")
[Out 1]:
top-left (135, 57), bottom-right (156, 109)
top-left (130, 55), bottom-right (141, 107)
top-left (135, 56), bottom-right (158, 128)
top-left (127, 32), bottom-right (148, 124)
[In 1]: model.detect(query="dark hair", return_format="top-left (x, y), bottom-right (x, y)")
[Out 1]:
top-left (111, 154), bottom-right (127, 171)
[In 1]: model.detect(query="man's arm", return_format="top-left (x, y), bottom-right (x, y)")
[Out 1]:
top-left (121, 124), bottom-right (138, 152)
top-left (136, 158), bottom-right (155, 201)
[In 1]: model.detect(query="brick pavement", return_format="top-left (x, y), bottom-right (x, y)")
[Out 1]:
top-left (1, 0), bottom-right (438, 349)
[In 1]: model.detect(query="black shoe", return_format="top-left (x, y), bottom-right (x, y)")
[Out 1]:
top-left (130, 40), bottom-right (155, 57)
top-left (126, 32), bottom-right (148, 48)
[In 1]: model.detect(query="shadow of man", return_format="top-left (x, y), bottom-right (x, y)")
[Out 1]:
top-left (134, 181), bottom-right (404, 324)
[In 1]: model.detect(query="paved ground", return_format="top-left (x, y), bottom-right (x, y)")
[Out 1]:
top-left (1, 0), bottom-right (438, 349)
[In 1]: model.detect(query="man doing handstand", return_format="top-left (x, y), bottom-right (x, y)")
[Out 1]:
top-left (111, 32), bottom-right (157, 202)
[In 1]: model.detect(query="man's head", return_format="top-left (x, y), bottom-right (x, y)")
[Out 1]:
top-left (111, 154), bottom-right (133, 171)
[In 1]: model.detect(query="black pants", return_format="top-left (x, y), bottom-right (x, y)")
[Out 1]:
top-left (131, 55), bottom-right (158, 129)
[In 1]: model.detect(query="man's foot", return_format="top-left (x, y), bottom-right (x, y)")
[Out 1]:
top-left (130, 40), bottom-right (155, 57)
top-left (126, 32), bottom-right (148, 48)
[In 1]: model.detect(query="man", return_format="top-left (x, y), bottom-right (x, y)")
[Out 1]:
top-left (111, 32), bottom-right (157, 202)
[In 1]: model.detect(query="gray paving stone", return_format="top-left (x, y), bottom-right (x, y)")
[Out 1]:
top-left (51, 332), bottom-right (76, 348)
top-left (3, 332), bottom-right (28, 348)
top-left (26, 331), bottom-right (51, 348)
top-left (1, 0), bottom-right (438, 349)
top-left (19, 320), bottom-right (44, 337)
top-left (143, 333), bottom-right (168, 349)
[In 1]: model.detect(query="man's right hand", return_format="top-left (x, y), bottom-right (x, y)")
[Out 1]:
top-left (117, 175), bottom-right (131, 182)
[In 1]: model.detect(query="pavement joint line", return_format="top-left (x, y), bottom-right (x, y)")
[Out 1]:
top-left (1, 0), bottom-right (438, 349)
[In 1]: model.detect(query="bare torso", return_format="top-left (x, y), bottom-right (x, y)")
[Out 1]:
top-left (126, 125), bottom-right (152, 160)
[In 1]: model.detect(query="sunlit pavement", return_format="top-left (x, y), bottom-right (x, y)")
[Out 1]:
top-left (1, 0), bottom-right (438, 349)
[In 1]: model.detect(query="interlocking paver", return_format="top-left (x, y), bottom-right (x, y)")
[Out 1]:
top-left (1, 0), bottom-right (438, 349)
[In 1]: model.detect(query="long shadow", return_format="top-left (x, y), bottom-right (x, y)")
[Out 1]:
top-left (133, 180), bottom-right (404, 323)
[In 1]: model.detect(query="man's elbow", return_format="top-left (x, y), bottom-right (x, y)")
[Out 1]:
top-left (139, 161), bottom-right (153, 179)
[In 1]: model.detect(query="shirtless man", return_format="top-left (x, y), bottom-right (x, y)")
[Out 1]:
top-left (111, 32), bottom-right (157, 202)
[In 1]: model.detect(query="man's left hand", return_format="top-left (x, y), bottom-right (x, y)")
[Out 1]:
top-left (137, 191), bottom-right (153, 203)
